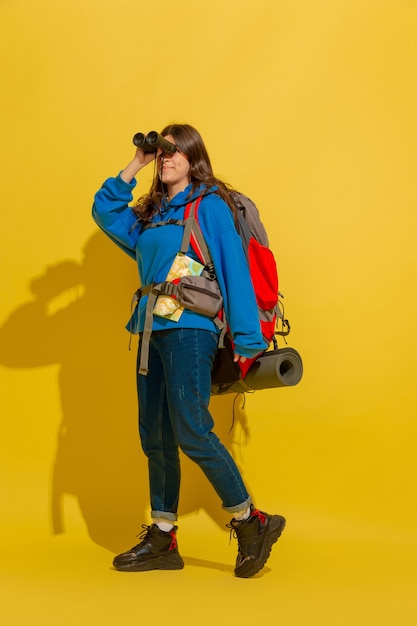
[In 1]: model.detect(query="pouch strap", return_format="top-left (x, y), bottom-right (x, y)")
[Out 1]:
top-left (138, 285), bottom-right (159, 375)
top-left (137, 281), bottom-right (183, 375)
top-left (214, 316), bottom-right (227, 349)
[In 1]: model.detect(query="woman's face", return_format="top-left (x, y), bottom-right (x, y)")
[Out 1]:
top-left (157, 134), bottom-right (191, 197)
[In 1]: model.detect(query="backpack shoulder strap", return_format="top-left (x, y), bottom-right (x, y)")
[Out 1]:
top-left (182, 197), bottom-right (214, 271)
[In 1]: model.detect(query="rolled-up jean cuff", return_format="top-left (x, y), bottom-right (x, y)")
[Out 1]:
top-left (151, 510), bottom-right (178, 523)
top-left (222, 496), bottom-right (252, 514)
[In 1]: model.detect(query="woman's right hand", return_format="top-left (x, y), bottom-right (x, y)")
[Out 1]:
top-left (133, 146), bottom-right (156, 168)
top-left (120, 144), bottom-right (156, 183)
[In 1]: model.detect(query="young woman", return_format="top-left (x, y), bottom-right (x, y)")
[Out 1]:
top-left (92, 124), bottom-right (285, 578)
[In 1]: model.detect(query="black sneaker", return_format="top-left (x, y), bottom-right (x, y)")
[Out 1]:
top-left (228, 508), bottom-right (286, 578)
top-left (113, 524), bottom-right (184, 572)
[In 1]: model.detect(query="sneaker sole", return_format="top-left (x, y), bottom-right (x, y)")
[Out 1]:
top-left (234, 515), bottom-right (286, 578)
top-left (113, 553), bottom-right (185, 572)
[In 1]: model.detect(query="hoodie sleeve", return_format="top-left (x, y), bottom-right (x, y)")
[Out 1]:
top-left (197, 194), bottom-right (267, 358)
top-left (92, 174), bottom-right (139, 259)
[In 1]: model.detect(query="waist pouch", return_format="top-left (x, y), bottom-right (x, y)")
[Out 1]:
top-left (172, 275), bottom-right (223, 317)
top-left (135, 275), bottom-right (225, 375)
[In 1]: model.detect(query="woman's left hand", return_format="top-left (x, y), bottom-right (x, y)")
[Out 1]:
top-left (233, 354), bottom-right (247, 363)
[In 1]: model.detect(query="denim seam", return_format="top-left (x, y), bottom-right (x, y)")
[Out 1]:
top-left (193, 330), bottom-right (250, 508)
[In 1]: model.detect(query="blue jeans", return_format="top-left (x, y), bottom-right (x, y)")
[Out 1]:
top-left (137, 328), bottom-right (251, 522)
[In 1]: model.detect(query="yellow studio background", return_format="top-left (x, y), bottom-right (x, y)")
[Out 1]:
top-left (1, 0), bottom-right (416, 624)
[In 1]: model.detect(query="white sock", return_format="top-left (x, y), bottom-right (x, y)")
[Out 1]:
top-left (233, 506), bottom-right (251, 521)
top-left (153, 519), bottom-right (174, 533)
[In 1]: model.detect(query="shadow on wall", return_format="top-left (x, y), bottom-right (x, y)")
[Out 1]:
top-left (0, 231), bottom-right (252, 553)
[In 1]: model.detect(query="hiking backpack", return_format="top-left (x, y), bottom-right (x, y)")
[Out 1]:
top-left (185, 192), bottom-right (290, 391)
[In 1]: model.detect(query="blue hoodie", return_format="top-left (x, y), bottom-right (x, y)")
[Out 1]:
top-left (92, 174), bottom-right (267, 359)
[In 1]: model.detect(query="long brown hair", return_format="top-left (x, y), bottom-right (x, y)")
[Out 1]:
top-left (133, 124), bottom-right (237, 221)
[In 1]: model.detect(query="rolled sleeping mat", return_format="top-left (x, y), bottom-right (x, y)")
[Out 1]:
top-left (212, 348), bottom-right (303, 395)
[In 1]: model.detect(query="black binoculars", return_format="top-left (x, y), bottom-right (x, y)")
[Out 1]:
top-left (132, 131), bottom-right (178, 155)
